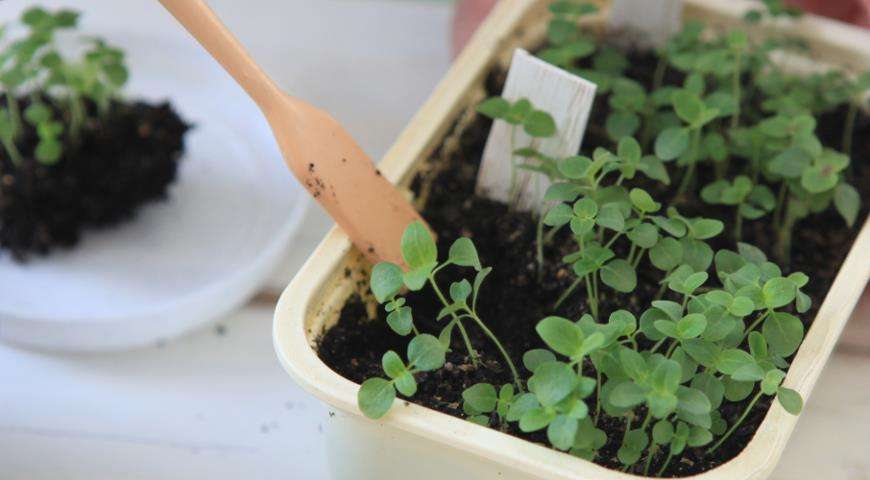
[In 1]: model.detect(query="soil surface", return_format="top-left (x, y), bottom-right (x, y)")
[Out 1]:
top-left (318, 47), bottom-right (869, 477)
top-left (0, 96), bottom-right (189, 261)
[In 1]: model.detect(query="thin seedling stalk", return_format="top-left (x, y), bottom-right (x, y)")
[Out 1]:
top-left (707, 390), bottom-right (764, 454)
top-left (429, 276), bottom-right (479, 367)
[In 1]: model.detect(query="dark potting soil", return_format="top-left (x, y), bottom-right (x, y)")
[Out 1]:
top-left (0, 96), bottom-right (190, 261)
top-left (318, 48), bottom-right (870, 477)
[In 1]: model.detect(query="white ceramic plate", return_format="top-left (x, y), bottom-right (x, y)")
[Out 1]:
top-left (0, 33), bottom-right (309, 351)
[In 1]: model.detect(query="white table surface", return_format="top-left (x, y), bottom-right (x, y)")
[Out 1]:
top-left (2, 1), bottom-right (869, 479)
top-left (0, 0), bottom-right (450, 478)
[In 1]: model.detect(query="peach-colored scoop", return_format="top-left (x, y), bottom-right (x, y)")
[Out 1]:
top-left (158, 0), bottom-right (425, 266)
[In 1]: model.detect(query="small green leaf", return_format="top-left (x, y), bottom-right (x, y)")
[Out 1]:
top-left (732, 362), bottom-right (765, 382)
top-left (672, 90), bottom-right (705, 124)
top-left (653, 420), bottom-right (675, 445)
top-left (358, 378), bottom-right (396, 419)
top-left (618, 347), bottom-right (648, 380)
top-left (639, 154), bottom-right (671, 184)
top-left (716, 349), bottom-right (757, 376)
top-left (468, 415), bottom-right (490, 426)
top-left (650, 237), bottom-right (683, 271)
top-left (692, 373), bottom-right (724, 409)
top-left (801, 165), bottom-right (838, 193)
top-left (401, 221), bottom-right (437, 270)
top-left (449, 279), bottom-right (472, 304)
top-left (650, 359), bottom-right (682, 393)
top-left (761, 369), bottom-right (786, 395)
top-left (690, 219), bottom-right (725, 240)
top-left (403, 266), bottom-right (432, 292)
top-left (371, 262), bottom-right (404, 303)
top-left (627, 223), bottom-right (659, 249)
top-left (723, 377), bottom-right (754, 402)
top-left (609, 381), bottom-right (645, 408)
top-left (762, 277), bottom-right (797, 309)
top-left (528, 362), bottom-right (576, 407)
top-left (654, 320), bottom-right (679, 339)
top-left (647, 391), bottom-right (679, 418)
top-left (463, 383), bottom-right (498, 413)
top-left (519, 408), bottom-right (556, 432)
top-left (523, 349), bottom-right (557, 373)
top-left (677, 387), bottom-right (712, 415)
top-left (524, 110), bottom-right (557, 138)
top-left (24, 103), bottom-right (52, 124)
top-left (407, 334), bottom-right (446, 371)
top-left (103, 63), bottom-right (128, 86)
top-left (536, 317), bottom-right (585, 358)
top-left (386, 307), bottom-right (413, 336)
top-left (652, 215), bottom-right (687, 237)
top-left (655, 127), bottom-right (690, 160)
top-left (618, 429), bottom-right (649, 465)
top-left (574, 198), bottom-right (599, 218)
top-left (558, 156), bottom-right (591, 179)
top-left (393, 371), bottom-right (417, 396)
top-left (580, 332), bottom-right (606, 356)
top-left (22, 7), bottom-right (51, 27)
top-left (382, 350), bottom-right (406, 379)
top-left (506, 393), bottom-right (540, 422)
top-left (476, 97), bottom-right (510, 119)
top-left (777, 387), bottom-right (803, 415)
top-left (730, 296), bottom-right (756, 317)
top-left (683, 339), bottom-right (721, 368)
top-left (768, 147), bottom-right (811, 178)
top-left (677, 313), bottom-right (707, 339)
top-left (506, 98), bottom-right (533, 125)
top-left (35, 139), bottom-right (62, 164)
top-left (748, 331), bottom-right (768, 360)
top-left (596, 204), bottom-right (625, 232)
top-left (682, 271), bottom-right (709, 293)
top-left (543, 204), bottom-right (573, 227)
top-left (763, 312), bottom-right (804, 357)
top-left (600, 259), bottom-right (637, 293)
top-left (834, 183), bottom-right (860, 227)
top-left (545, 182), bottom-right (584, 202)
top-left (448, 237), bottom-right (482, 270)
top-left (687, 426), bottom-right (713, 447)
top-left (54, 9), bottom-right (80, 28)
top-left (472, 267), bottom-right (492, 311)
top-left (629, 188), bottom-right (660, 213)
top-left (606, 111), bottom-right (641, 140)
top-left (679, 238), bottom-right (714, 272)
top-left (547, 415), bottom-right (579, 451)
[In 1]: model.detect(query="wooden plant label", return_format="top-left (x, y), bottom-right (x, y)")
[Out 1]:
top-left (475, 49), bottom-right (597, 212)
top-left (608, 0), bottom-right (684, 48)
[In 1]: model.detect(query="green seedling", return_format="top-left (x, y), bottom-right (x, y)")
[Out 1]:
top-left (477, 96), bottom-right (557, 207)
top-left (462, 383), bottom-right (516, 428)
top-left (654, 85), bottom-right (724, 198)
top-left (363, 221), bottom-right (521, 421)
top-left (358, 334), bottom-right (446, 419)
top-left (0, 7), bottom-right (129, 166)
top-left (701, 175), bottom-right (775, 239)
top-left (356, 3), bottom-right (853, 475)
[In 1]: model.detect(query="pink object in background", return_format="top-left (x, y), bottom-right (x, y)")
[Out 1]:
top-left (791, 0), bottom-right (870, 27)
top-left (451, 0), bottom-right (870, 57)
top-left (450, 0), bottom-right (498, 58)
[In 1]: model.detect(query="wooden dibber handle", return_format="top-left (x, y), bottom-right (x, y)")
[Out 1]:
top-left (158, 0), bottom-right (426, 266)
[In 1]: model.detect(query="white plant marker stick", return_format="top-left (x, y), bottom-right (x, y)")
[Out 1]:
top-left (609, 0), bottom-right (684, 48)
top-left (476, 49), bottom-right (597, 212)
